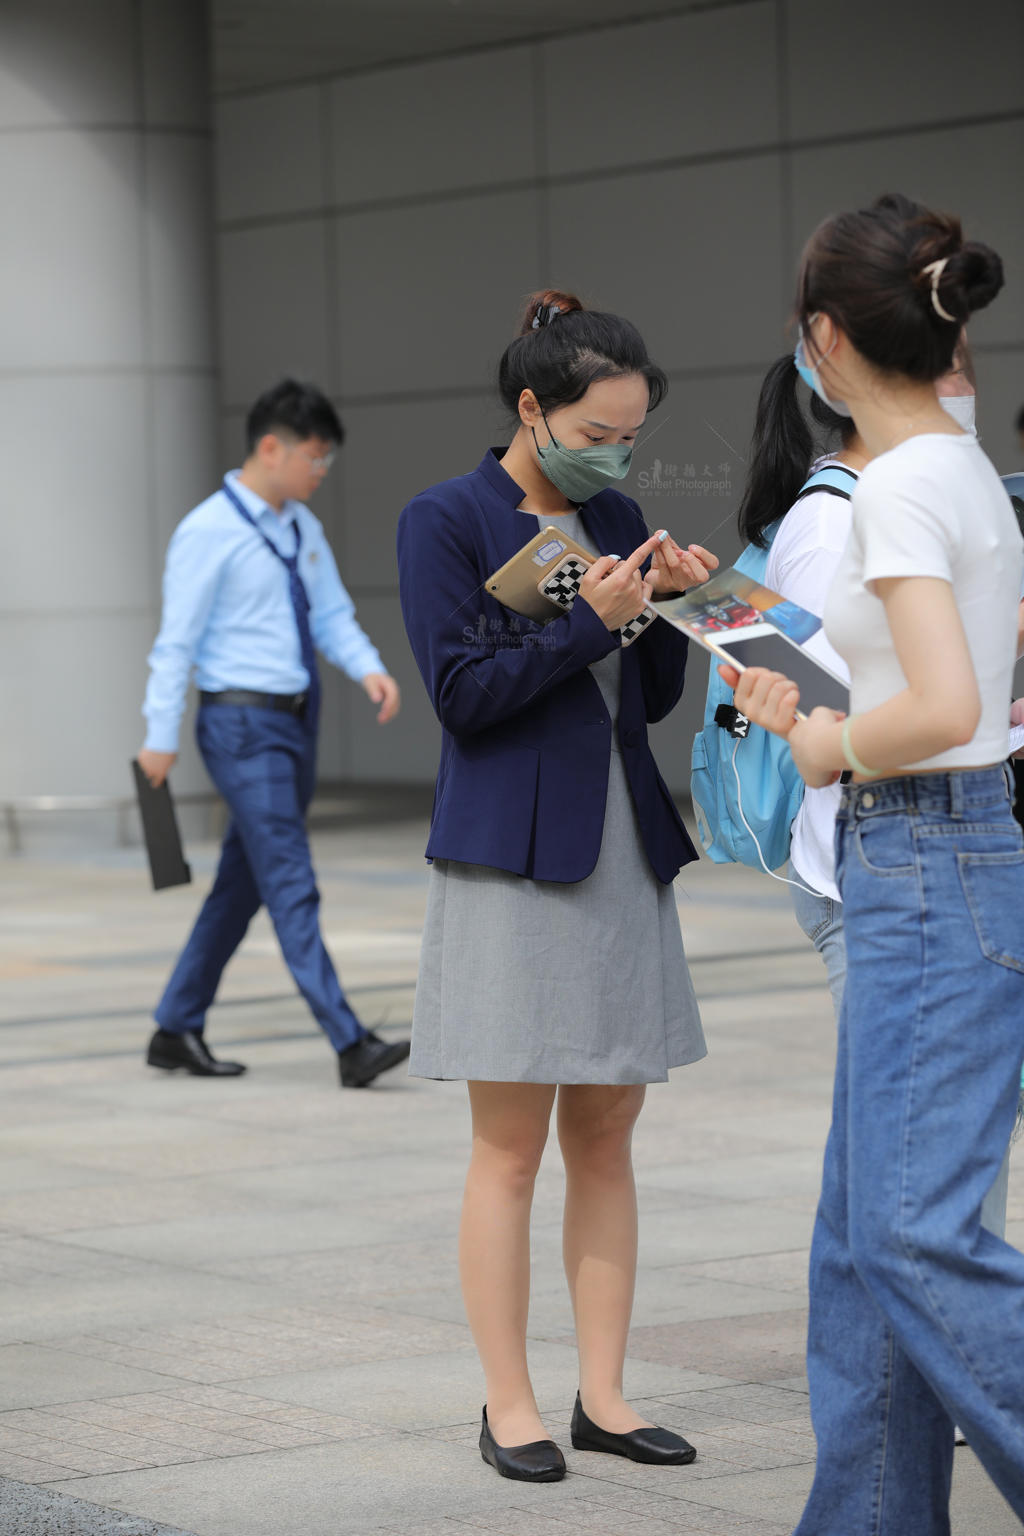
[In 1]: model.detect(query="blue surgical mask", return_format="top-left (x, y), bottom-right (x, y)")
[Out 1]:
top-left (794, 324), bottom-right (852, 419)
top-left (531, 408), bottom-right (633, 502)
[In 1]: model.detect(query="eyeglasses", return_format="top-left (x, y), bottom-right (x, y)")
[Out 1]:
top-left (284, 445), bottom-right (335, 473)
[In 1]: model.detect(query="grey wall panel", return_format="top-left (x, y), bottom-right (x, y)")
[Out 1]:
top-left (0, 130), bottom-right (145, 369)
top-left (152, 374), bottom-right (222, 583)
top-left (0, 0), bottom-right (217, 819)
top-left (0, 0), bottom-right (135, 129)
top-left (218, 220), bottom-right (331, 406)
top-left (342, 595), bottom-right (442, 783)
top-left (329, 47), bottom-right (535, 206)
top-left (339, 394), bottom-right (508, 589)
top-left (308, 464), bottom-right (348, 570)
top-left (0, 612), bottom-right (157, 797)
top-left (631, 369), bottom-right (768, 569)
top-left (790, 120), bottom-right (1024, 348)
top-left (787, 0), bottom-right (1024, 141)
top-left (215, 86), bottom-right (324, 223)
top-left (0, 376), bottom-right (149, 613)
top-left (140, 0), bottom-right (211, 128)
top-left (334, 190), bottom-right (543, 396)
top-left (221, 409), bottom-right (247, 470)
top-left (317, 664), bottom-right (354, 782)
top-left (973, 348), bottom-right (1024, 476)
top-left (145, 135), bottom-right (218, 370)
top-left (544, 2), bottom-right (779, 176)
top-left (547, 156), bottom-right (786, 373)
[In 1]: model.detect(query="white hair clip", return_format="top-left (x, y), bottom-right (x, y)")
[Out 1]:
top-left (921, 258), bottom-right (957, 324)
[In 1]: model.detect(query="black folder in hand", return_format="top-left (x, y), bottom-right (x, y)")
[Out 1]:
top-left (131, 760), bottom-right (192, 891)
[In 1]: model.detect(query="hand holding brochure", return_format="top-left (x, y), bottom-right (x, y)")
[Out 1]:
top-left (486, 529), bottom-right (848, 716)
top-left (655, 567), bottom-right (850, 717)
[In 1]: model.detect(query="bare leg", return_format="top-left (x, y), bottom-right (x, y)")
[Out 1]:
top-left (558, 1082), bottom-right (651, 1433)
top-left (460, 1081), bottom-right (556, 1447)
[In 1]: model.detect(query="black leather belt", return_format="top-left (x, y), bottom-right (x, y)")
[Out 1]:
top-left (199, 689), bottom-right (308, 715)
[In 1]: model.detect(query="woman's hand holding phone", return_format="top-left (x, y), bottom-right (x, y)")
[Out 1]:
top-left (579, 532), bottom-right (663, 632)
top-left (718, 664), bottom-right (800, 735)
top-left (717, 663), bottom-right (845, 788)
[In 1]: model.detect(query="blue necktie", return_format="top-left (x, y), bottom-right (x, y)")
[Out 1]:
top-left (222, 479), bottom-right (320, 733)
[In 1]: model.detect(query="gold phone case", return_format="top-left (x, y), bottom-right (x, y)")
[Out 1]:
top-left (485, 526), bottom-right (599, 622)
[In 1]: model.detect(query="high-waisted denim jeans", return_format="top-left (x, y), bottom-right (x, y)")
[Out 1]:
top-left (790, 870), bottom-right (1012, 1240)
top-left (790, 876), bottom-right (847, 1020)
top-left (795, 767), bottom-right (1024, 1535)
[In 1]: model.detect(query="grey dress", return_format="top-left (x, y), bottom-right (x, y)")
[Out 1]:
top-left (410, 510), bottom-right (706, 1085)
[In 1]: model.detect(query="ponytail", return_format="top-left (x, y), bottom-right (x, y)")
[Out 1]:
top-left (737, 355), bottom-right (856, 548)
top-left (737, 356), bottom-right (812, 549)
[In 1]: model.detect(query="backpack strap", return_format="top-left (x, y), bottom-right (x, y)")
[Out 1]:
top-left (793, 464), bottom-right (857, 503)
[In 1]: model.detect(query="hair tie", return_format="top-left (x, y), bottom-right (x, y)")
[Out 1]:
top-left (920, 258), bottom-right (958, 324)
top-left (531, 303), bottom-right (565, 330)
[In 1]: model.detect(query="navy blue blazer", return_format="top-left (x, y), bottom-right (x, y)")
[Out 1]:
top-left (397, 449), bottom-right (699, 884)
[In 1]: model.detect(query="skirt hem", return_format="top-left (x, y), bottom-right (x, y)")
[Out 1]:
top-left (408, 1044), bottom-right (708, 1086)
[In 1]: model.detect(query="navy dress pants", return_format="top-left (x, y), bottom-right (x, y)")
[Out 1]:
top-left (155, 704), bottom-right (363, 1052)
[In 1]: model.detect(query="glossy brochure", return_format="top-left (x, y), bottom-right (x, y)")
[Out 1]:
top-left (656, 567), bottom-right (850, 717)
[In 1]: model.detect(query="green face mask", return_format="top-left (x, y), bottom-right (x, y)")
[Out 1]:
top-left (531, 408), bottom-right (634, 503)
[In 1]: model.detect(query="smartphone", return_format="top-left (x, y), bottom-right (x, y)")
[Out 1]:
top-left (710, 626), bottom-right (850, 716)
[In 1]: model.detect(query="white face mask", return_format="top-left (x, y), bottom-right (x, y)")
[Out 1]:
top-left (939, 393), bottom-right (977, 435)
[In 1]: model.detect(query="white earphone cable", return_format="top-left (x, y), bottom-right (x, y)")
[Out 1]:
top-left (729, 737), bottom-right (830, 899)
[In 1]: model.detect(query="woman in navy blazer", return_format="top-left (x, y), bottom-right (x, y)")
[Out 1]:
top-left (398, 291), bottom-right (713, 1483)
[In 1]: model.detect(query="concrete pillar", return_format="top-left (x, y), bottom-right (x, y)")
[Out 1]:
top-left (0, 0), bottom-right (216, 841)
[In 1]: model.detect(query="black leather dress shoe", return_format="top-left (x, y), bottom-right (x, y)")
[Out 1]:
top-left (479, 1407), bottom-right (566, 1482)
top-left (337, 1030), bottom-right (411, 1088)
top-left (570, 1393), bottom-right (696, 1465)
top-left (146, 1028), bottom-right (246, 1077)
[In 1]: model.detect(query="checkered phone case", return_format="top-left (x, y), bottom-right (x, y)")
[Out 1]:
top-left (538, 556), bottom-right (657, 647)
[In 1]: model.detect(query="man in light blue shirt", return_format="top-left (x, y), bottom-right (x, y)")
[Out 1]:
top-left (138, 379), bottom-right (410, 1088)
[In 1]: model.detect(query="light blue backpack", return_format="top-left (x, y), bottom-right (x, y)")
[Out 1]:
top-left (689, 465), bottom-right (855, 870)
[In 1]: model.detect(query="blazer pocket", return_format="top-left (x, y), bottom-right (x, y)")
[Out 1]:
top-left (443, 744), bottom-right (540, 873)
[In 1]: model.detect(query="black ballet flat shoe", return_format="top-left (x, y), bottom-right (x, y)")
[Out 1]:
top-left (570, 1392), bottom-right (696, 1465)
top-left (479, 1406), bottom-right (566, 1482)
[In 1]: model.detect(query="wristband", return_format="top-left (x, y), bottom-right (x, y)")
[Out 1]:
top-left (841, 715), bottom-right (879, 779)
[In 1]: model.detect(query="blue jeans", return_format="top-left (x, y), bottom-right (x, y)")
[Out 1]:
top-left (155, 704), bottom-right (363, 1052)
top-left (790, 872), bottom-right (1011, 1240)
top-left (791, 876), bottom-right (847, 1020)
top-left (795, 768), bottom-right (1024, 1535)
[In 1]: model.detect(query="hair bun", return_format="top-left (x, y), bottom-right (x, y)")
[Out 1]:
top-left (519, 288), bottom-right (584, 337)
top-left (901, 198), bottom-right (1004, 324)
top-left (943, 241), bottom-right (1004, 318)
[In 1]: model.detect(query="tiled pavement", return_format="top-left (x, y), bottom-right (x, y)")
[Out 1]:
top-left (0, 817), bottom-right (1020, 1536)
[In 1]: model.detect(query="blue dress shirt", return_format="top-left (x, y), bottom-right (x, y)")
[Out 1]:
top-left (143, 473), bottom-right (384, 752)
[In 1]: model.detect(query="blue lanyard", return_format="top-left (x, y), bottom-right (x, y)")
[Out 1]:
top-left (221, 477), bottom-right (320, 727)
top-left (222, 477), bottom-right (302, 569)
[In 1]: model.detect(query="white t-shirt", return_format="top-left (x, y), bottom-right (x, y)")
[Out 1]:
top-left (765, 459), bottom-right (854, 902)
top-left (825, 433), bottom-right (1023, 773)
